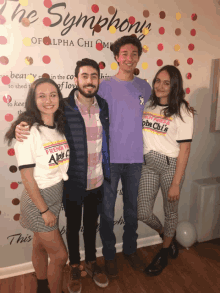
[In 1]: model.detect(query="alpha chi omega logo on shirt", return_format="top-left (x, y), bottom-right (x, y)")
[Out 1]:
top-left (142, 111), bottom-right (173, 135)
top-left (139, 95), bottom-right (144, 105)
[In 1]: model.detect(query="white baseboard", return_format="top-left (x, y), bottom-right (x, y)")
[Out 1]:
top-left (0, 235), bottom-right (162, 280)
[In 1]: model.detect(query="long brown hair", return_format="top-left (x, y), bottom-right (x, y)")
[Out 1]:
top-left (4, 78), bottom-right (66, 146)
top-left (149, 65), bottom-right (196, 120)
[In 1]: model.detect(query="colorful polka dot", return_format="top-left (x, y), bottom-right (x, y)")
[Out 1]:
top-left (19, 0), bottom-right (28, 6)
top-left (191, 13), bottom-right (197, 21)
top-left (93, 24), bottom-right (101, 33)
top-left (174, 44), bottom-right (180, 51)
top-left (174, 59), bottom-right (180, 66)
top-left (21, 17), bottom-right (30, 27)
top-left (143, 10), bottom-right (150, 18)
top-left (5, 113), bottom-right (13, 122)
top-left (23, 37), bottom-right (31, 46)
top-left (157, 59), bottom-right (163, 66)
top-left (42, 55), bottom-right (51, 64)
top-left (12, 198), bottom-right (20, 205)
top-left (11, 182), bottom-right (19, 189)
top-left (142, 62), bottom-right (148, 70)
top-left (159, 27), bottom-right (165, 34)
top-left (14, 214), bottom-right (20, 221)
top-left (0, 36), bottom-right (7, 44)
top-left (187, 73), bottom-right (192, 79)
top-left (186, 88), bottom-right (190, 94)
top-left (0, 15), bottom-right (6, 25)
top-left (3, 95), bottom-right (12, 103)
top-left (190, 29), bottom-right (196, 36)
top-left (175, 28), bottom-right (181, 36)
top-left (96, 43), bottom-right (103, 51)
top-left (134, 68), bottom-right (140, 75)
top-left (143, 45), bottom-right (149, 53)
top-left (176, 12), bottom-right (181, 20)
top-left (131, 34), bottom-right (137, 38)
top-left (8, 148), bottom-right (15, 156)
top-left (44, 0), bottom-right (52, 8)
top-left (10, 166), bottom-right (18, 173)
top-left (99, 61), bottom-right (105, 69)
top-left (159, 11), bottom-right (166, 19)
top-left (43, 36), bottom-right (51, 45)
top-left (142, 27), bottom-right (149, 35)
top-left (25, 57), bottom-right (33, 65)
top-left (26, 74), bottom-right (35, 83)
top-left (188, 43), bottom-right (195, 51)
top-left (91, 4), bottom-right (99, 13)
top-left (111, 62), bottom-right (118, 70)
top-left (158, 43), bottom-right (164, 51)
top-left (0, 0), bottom-right (4, 4)
top-left (109, 26), bottom-right (116, 34)
top-left (129, 17), bottom-right (135, 25)
top-left (187, 58), bottom-right (193, 65)
top-left (42, 73), bottom-right (50, 79)
top-left (2, 76), bottom-right (11, 85)
top-left (0, 56), bottom-right (9, 65)
top-left (108, 6), bottom-right (115, 15)
top-left (43, 17), bottom-right (51, 26)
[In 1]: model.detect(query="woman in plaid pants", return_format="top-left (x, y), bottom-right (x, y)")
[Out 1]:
top-left (138, 65), bottom-right (195, 276)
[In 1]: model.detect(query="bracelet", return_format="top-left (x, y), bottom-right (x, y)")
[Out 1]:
top-left (40, 207), bottom-right (49, 215)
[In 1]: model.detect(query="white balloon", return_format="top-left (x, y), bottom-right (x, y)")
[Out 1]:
top-left (176, 221), bottom-right (197, 248)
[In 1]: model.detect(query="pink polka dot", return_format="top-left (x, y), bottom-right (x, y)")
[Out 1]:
top-left (0, 15), bottom-right (6, 25)
top-left (0, 36), bottom-right (7, 44)
top-left (186, 88), bottom-right (190, 94)
top-left (91, 4), bottom-right (99, 13)
top-left (5, 113), bottom-right (13, 122)
top-left (158, 43), bottom-right (164, 51)
top-left (159, 27), bottom-right (165, 34)
top-left (2, 76), bottom-right (11, 85)
top-left (43, 17), bottom-right (51, 26)
top-left (10, 182), bottom-right (19, 190)
top-left (3, 95), bottom-right (12, 103)
top-left (8, 148), bottom-right (15, 156)
top-left (43, 0), bottom-right (52, 8)
top-left (42, 55), bottom-right (51, 64)
top-left (190, 29), bottom-right (196, 36)
top-left (188, 43), bottom-right (195, 51)
top-left (129, 16), bottom-right (135, 25)
top-left (0, 0), bottom-right (5, 4)
top-left (96, 43), bottom-right (103, 51)
top-left (157, 59), bottom-right (163, 66)
top-left (187, 58), bottom-right (193, 65)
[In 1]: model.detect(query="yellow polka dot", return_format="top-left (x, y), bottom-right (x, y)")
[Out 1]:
top-left (25, 57), bottom-right (33, 65)
top-left (143, 45), bottom-right (149, 53)
top-left (111, 62), bottom-right (118, 70)
top-left (26, 75), bottom-right (34, 83)
top-left (19, 0), bottom-right (28, 6)
top-left (174, 44), bottom-right (180, 51)
top-left (142, 28), bottom-right (149, 35)
top-left (145, 79), bottom-right (149, 83)
top-left (176, 12), bottom-right (181, 20)
top-left (23, 37), bottom-right (31, 46)
top-left (109, 26), bottom-right (116, 34)
top-left (142, 62), bottom-right (148, 70)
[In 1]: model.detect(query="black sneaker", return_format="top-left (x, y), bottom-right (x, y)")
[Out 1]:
top-left (105, 258), bottom-right (118, 277)
top-left (144, 248), bottom-right (168, 276)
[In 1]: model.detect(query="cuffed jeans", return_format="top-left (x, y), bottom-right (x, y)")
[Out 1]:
top-left (100, 163), bottom-right (142, 260)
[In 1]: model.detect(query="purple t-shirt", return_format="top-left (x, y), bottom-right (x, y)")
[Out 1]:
top-left (98, 76), bottom-right (151, 163)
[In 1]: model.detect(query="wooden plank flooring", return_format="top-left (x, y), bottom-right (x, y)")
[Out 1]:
top-left (1, 238), bottom-right (220, 293)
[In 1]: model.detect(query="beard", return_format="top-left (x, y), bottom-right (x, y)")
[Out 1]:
top-left (77, 83), bottom-right (99, 98)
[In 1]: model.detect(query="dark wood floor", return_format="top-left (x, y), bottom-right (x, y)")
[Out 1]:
top-left (1, 238), bottom-right (220, 293)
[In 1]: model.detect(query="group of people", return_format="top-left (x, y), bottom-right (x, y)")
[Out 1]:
top-left (5, 35), bottom-right (195, 293)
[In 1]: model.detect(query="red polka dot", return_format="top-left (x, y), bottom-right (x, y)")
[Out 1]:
top-left (187, 73), bottom-right (192, 79)
top-left (157, 59), bottom-right (163, 66)
top-left (42, 55), bottom-right (51, 64)
top-left (43, 0), bottom-right (52, 8)
top-left (158, 43), bottom-right (164, 51)
top-left (186, 88), bottom-right (190, 94)
top-left (2, 76), bottom-right (11, 85)
top-left (159, 27), bottom-right (165, 34)
top-left (5, 113), bottom-right (13, 122)
top-left (188, 43), bottom-right (195, 51)
top-left (8, 148), bottom-right (15, 156)
top-left (187, 58), bottom-right (193, 65)
top-left (129, 16), bottom-right (135, 24)
top-left (43, 17), bottom-right (51, 26)
top-left (11, 182), bottom-right (19, 190)
top-left (96, 43), bottom-right (103, 51)
top-left (91, 4), bottom-right (99, 13)
top-left (191, 13), bottom-right (197, 21)
top-left (99, 61), bottom-right (105, 69)
top-left (190, 29), bottom-right (196, 36)
top-left (3, 95), bottom-right (12, 103)
top-left (0, 15), bottom-right (6, 25)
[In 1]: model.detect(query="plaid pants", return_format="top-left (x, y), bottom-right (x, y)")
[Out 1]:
top-left (137, 150), bottom-right (184, 238)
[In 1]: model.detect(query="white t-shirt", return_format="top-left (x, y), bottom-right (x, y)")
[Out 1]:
top-left (142, 102), bottom-right (193, 157)
top-left (14, 124), bottom-right (69, 189)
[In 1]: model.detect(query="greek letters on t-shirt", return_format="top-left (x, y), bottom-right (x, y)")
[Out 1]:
top-left (142, 111), bottom-right (173, 136)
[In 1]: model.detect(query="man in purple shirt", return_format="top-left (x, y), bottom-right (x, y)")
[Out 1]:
top-left (98, 35), bottom-right (151, 276)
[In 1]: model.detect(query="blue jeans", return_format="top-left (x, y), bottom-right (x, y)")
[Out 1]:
top-left (100, 163), bottom-right (142, 260)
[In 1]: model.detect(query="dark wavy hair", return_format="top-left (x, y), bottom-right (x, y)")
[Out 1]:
top-left (75, 58), bottom-right (100, 78)
top-left (4, 78), bottom-right (66, 146)
top-left (111, 35), bottom-right (142, 59)
top-left (149, 65), bottom-right (196, 120)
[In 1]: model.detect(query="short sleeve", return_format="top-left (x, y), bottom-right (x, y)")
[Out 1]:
top-left (14, 126), bottom-right (38, 170)
top-left (176, 105), bottom-right (194, 143)
top-left (97, 80), bottom-right (107, 99)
